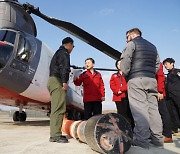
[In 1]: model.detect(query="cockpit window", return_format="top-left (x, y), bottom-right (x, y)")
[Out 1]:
top-left (0, 30), bottom-right (15, 69)
top-left (17, 34), bottom-right (36, 63)
top-left (17, 35), bottom-right (28, 62)
top-left (0, 43), bottom-right (13, 69)
top-left (0, 30), bottom-right (16, 45)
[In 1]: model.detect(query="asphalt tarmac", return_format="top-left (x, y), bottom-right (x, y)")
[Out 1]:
top-left (0, 111), bottom-right (179, 154)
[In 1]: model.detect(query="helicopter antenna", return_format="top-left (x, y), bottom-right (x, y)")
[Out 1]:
top-left (70, 65), bottom-right (117, 72)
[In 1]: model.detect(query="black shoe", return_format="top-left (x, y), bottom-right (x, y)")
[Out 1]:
top-left (49, 136), bottom-right (68, 143)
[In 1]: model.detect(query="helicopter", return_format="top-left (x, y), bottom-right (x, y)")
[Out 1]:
top-left (0, 0), bottom-right (120, 121)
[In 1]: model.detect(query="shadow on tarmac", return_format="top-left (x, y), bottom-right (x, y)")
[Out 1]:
top-left (2, 120), bottom-right (50, 127)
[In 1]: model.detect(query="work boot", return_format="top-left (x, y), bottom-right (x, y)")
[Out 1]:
top-left (164, 137), bottom-right (173, 143)
top-left (49, 135), bottom-right (68, 143)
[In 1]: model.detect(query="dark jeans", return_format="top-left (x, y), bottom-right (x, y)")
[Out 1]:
top-left (158, 99), bottom-right (172, 138)
top-left (84, 101), bottom-right (102, 120)
top-left (115, 97), bottom-right (134, 129)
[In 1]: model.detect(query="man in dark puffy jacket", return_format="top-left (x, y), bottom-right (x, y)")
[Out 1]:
top-left (120, 28), bottom-right (163, 149)
top-left (47, 37), bottom-right (74, 143)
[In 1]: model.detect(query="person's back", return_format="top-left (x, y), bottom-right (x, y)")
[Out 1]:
top-left (128, 37), bottom-right (157, 80)
top-left (120, 28), bottom-right (163, 149)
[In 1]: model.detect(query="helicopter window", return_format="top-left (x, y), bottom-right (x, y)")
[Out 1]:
top-left (17, 35), bottom-right (32, 62)
top-left (0, 43), bottom-right (13, 69)
top-left (0, 30), bottom-right (16, 45)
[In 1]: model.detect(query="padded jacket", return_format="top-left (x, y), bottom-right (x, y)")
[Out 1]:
top-left (49, 46), bottom-right (70, 83)
top-left (156, 63), bottom-right (166, 96)
top-left (74, 70), bottom-right (105, 102)
top-left (110, 73), bottom-right (127, 102)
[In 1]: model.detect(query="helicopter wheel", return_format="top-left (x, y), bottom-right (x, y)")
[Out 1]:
top-left (19, 111), bottom-right (27, 122)
top-left (13, 111), bottom-right (27, 122)
top-left (13, 111), bottom-right (19, 121)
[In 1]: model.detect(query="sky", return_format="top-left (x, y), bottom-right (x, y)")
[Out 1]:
top-left (1, 0), bottom-right (180, 111)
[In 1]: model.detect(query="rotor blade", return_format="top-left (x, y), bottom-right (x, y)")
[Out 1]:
top-left (26, 4), bottom-right (121, 60)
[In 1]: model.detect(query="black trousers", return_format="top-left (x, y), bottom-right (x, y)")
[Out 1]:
top-left (84, 101), bottom-right (102, 120)
top-left (171, 94), bottom-right (180, 120)
top-left (166, 98), bottom-right (180, 131)
top-left (158, 99), bottom-right (172, 138)
top-left (115, 97), bottom-right (134, 129)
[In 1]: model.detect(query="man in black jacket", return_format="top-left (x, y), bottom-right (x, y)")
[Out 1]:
top-left (163, 58), bottom-right (180, 134)
top-left (47, 37), bottom-right (74, 143)
top-left (120, 28), bottom-right (163, 149)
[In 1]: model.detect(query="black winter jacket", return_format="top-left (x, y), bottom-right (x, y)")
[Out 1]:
top-left (49, 46), bottom-right (70, 83)
top-left (166, 68), bottom-right (180, 98)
